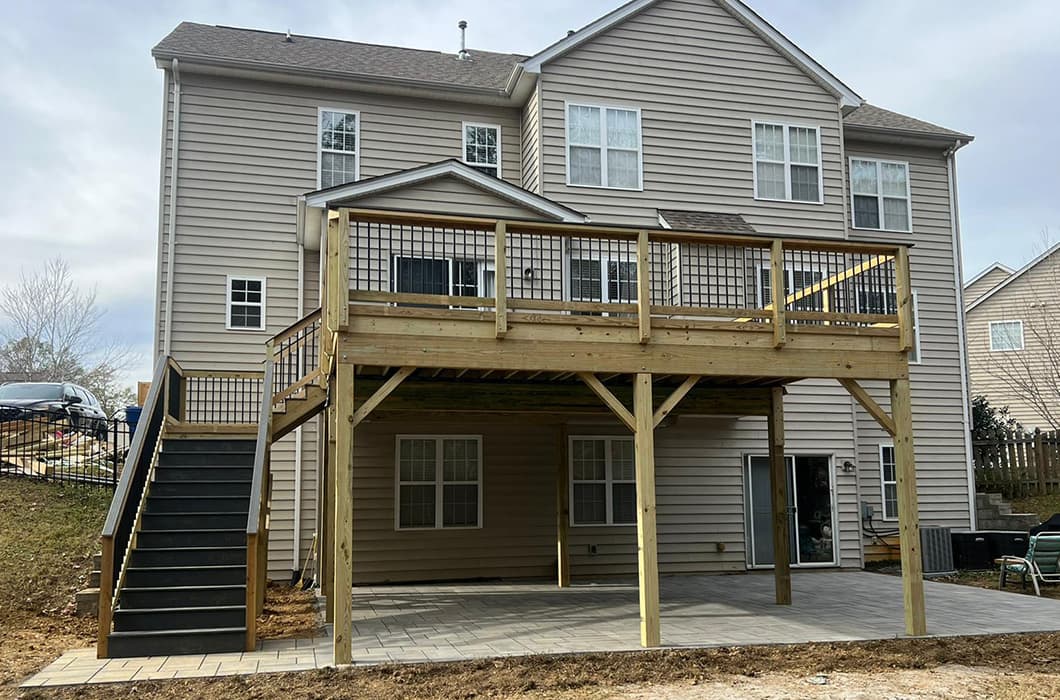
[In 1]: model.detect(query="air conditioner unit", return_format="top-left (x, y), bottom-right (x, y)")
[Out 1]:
top-left (920, 526), bottom-right (955, 575)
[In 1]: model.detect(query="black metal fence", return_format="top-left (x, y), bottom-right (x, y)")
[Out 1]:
top-left (0, 407), bottom-right (133, 489)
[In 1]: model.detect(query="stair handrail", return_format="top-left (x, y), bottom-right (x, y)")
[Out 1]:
top-left (269, 307), bottom-right (323, 406)
top-left (245, 349), bottom-right (275, 651)
top-left (97, 354), bottom-right (171, 658)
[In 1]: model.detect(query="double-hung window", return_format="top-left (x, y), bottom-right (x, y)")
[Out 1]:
top-left (462, 122), bottom-right (500, 177)
top-left (319, 108), bottom-right (359, 188)
top-left (226, 276), bottom-right (266, 330)
top-left (758, 267), bottom-right (824, 312)
top-left (567, 103), bottom-right (641, 189)
top-left (396, 436), bottom-right (482, 530)
top-left (850, 158), bottom-right (911, 231)
top-left (879, 445), bottom-right (898, 520)
top-left (753, 122), bottom-right (822, 203)
top-left (990, 320), bottom-right (1024, 352)
top-left (570, 258), bottom-right (638, 304)
top-left (570, 437), bottom-right (636, 526)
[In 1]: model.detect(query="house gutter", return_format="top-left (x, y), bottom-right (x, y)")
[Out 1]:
top-left (162, 58), bottom-right (182, 356)
top-left (946, 138), bottom-right (977, 529)
top-left (293, 240), bottom-right (305, 573)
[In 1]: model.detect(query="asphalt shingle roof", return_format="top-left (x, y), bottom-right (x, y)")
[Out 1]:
top-left (153, 22), bottom-right (525, 91)
top-left (844, 104), bottom-right (971, 140)
top-left (658, 210), bottom-right (756, 234)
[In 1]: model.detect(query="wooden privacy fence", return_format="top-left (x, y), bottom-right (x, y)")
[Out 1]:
top-left (973, 429), bottom-right (1060, 498)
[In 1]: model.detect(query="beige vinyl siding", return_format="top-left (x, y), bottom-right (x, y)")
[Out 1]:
top-left (967, 249), bottom-right (1060, 428)
top-left (964, 267), bottom-right (1011, 307)
top-left (537, 0), bottom-right (846, 234)
top-left (521, 81), bottom-right (542, 193)
top-left (348, 177), bottom-right (546, 219)
top-left (847, 141), bottom-right (973, 529)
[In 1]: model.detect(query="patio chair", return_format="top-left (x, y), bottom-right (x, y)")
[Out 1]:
top-left (998, 532), bottom-right (1060, 596)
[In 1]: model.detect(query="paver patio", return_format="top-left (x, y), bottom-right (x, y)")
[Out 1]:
top-left (23, 571), bottom-right (1060, 687)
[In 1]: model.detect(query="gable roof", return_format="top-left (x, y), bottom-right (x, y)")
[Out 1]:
top-left (302, 160), bottom-right (586, 223)
top-left (844, 104), bottom-right (972, 141)
top-left (964, 262), bottom-right (1015, 290)
top-left (521, 0), bottom-right (863, 109)
top-left (153, 22), bottom-right (525, 93)
top-left (967, 243), bottom-right (1060, 312)
top-left (657, 210), bottom-right (756, 234)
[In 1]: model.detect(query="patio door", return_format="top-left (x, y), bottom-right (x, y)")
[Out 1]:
top-left (745, 455), bottom-right (837, 567)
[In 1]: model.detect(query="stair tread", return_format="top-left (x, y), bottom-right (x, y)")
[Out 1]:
top-left (122, 584), bottom-right (246, 592)
top-left (115, 605), bottom-right (245, 615)
top-left (148, 495), bottom-right (249, 499)
top-left (109, 626), bottom-right (245, 638)
top-left (134, 546), bottom-right (247, 552)
top-left (127, 564), bottom-right (245, 571)
top-left (144, 511), bottom-right (248, 515)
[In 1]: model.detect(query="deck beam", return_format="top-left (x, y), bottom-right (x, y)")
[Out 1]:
top-left (634, 373), bottom-right (661, 647)
top-left (768, 387), bottom-right (791, 605)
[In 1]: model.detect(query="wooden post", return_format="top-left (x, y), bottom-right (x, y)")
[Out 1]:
top-left (495, 221), bottom-right (507, 339)
top-left (770, 239), bottom-right (786, 348)
top-left (637, 230), bottom-right (651, 344)
top-left (333, 362), bottom-right (354, 664)
top-left (322, 404), bottom-right (335, 623)
top-left (768, 387), bottom-right (791, 605)
top-left (1034, 428), bottom-right (1047, 496)
top-left (556, 424), bottom-right (570, 588)
top-left (336, 208), bottom-right (350, 330)
top-left (890, 377), bottom-right (926, 636)
top-left (633, 373), bottom-right (660, 647)
top-left (96, 540), bottom-right (114, 658)
top-left (895, 247), bottom-right (914, 352)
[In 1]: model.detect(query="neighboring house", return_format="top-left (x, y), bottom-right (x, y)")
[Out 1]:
top-left (965, 244), bottom-right (1060, 428)
top-left (97, 0), bottom-right (975, 661)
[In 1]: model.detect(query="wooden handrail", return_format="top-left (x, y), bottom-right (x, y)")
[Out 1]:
top-left (245, 353), bottom-right (275, 651)
top-left (270, 307), bottom-right (322, 347)
top-left (98, 354), bottom-right (170, 658)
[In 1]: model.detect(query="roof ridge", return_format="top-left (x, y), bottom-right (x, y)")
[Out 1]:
top-left (967, 241), bottom-right (1060, 312)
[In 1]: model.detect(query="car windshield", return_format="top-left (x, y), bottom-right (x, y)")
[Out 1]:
top-left (0, 383), bottom-right (64, 401)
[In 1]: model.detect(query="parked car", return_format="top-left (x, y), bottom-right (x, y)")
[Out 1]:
top-left (0, 382), bottom-right (109, 439)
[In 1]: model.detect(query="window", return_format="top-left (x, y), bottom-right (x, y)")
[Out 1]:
top-left (570, 258), bottom-right (638, 304)
top-left (396, 436), bottom-right (482, 529)
top-left (879, 445), bottom-right (898, 520)
top-left (758, 267), bottom-right (824, 312)
top-left (850, 158), bottom-right (911, 232)
top-left (462, 123), bottom-right (500, 177)
top-left (990, 320), bottom-right (1024, 352)
top-left (392, 257), bottom-right (493, 299)
top-left (752, 121), bottom-right (822, 203)
top-left (566, 103), bottom-right (642, 189)
top-left (319, 108), bottom-right (359, 188)
top-left (227, 277), bottom-right (266, 330)
top-left (570, 437), bottom-right (636, 526)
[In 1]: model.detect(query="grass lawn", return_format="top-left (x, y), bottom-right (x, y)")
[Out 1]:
top-left (1012, 492), bottom-right (1060, 522)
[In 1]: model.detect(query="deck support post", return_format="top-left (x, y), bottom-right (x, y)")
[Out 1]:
top-left (332, 361), bottom-right (355, 664)
top-left (633, 373), bottom-right (661, 647)
top-left (556, 424), bottom-right (570, 588)
top-left (891, 377), bottom-right (926, 636)
top-left (767, 386), bottom-right (791, 605)
top-left (322, 404), bottom-right (335, 623)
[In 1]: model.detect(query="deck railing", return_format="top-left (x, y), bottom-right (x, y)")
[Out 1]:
top-left (326, 208), bottom-right (913, 350)
top-left (164, 359), bottom-right (264, 428)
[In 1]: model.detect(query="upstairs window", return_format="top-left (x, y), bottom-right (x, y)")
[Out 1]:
top-left (227, 276), bottom-right (265, 331)
top-left (850, 158), bottom-right (911, 232)
top-left (990, 320), bottom-right (1024, 352)
top-left (567, 103), bottom-right (642, 189)
top-left (462, 123), bottom-right (500, 177)
top-left (319, 109), bottom-right (359, 188)
top-left (570, 437), bottom-right (636, 526)
top-left (753, 121), bottom-right (822, 203)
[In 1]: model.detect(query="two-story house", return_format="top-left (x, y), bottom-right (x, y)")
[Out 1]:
top-left (97, 0), bottom-right (974, 663)
top-left (965, 245), bottom-right (1060, 428)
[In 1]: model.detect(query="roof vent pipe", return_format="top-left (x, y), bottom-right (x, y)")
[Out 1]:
top-left (457, 20), bottom-right (470, 60)
top-left (285, 29), bottom-right (293, 43)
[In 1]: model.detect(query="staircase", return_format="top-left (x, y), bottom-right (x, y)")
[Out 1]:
top-left (106, 437), bottom-right (255, 657)
top-left (976, 492), bottom-right (1041, 532)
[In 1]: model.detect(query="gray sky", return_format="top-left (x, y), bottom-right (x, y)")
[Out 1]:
top-left (2, 0), bottom-right (1058, 383)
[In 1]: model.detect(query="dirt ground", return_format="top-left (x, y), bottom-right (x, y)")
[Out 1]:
top-left (255, 582), bottom-right (323, 639)
top-left (15, 632), bottom-right (1060, 699)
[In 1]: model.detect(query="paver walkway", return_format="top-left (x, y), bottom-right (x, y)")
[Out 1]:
top-left (23, 571), bottom-right (1060, 687)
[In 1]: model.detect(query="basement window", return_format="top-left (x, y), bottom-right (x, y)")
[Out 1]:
top-left (226, 276), bottom-right (266, 331)
top-left (396, 436), bottom-right (482, 530)
top-left (570, 436), bottom-right (636, 526)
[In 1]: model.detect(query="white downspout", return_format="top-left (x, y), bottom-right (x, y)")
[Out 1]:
top-left (293, 240), bottom-right (305, 573)
top-left (162, 58), bottom-right (181, 356)
top-left (947, 141), bottom-right (977, 530)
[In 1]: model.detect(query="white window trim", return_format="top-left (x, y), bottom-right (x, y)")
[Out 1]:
top-left (564, 101), bottom-right (643, 191)
top-left (569, 435), bottom-right (636, 527)
top-left (391, 255), bottom-right (493, 300)
top-left (848, 157), bottom-right (913, 233)
top-left (568, 255), bottom-right (638, 305)
top-left (461, 121), bottom-right (502, 177)
top-left (394, 434), bottom-right (483, 531)
top-left (879, 444), bottom-right (898, 521)
top-left (316, 106), bottom-right (360, 189)
top-left (751, 119), bottom-right (824, 205)
top-left (989, 319), bottom-right (1025, 352)
top-left (225, 275), bottom-right (267, 332)
top-left (909, 290), bottom-right (922, 365)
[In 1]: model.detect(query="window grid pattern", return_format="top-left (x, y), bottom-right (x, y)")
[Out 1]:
top-left (320, 110), bottom-right (358, 189)
top-left (753, 122), bottom-right (821, 203)
top-left (571, 437), bottom-right (637, 526)
top-left (990, 320), bottom-right (1024, 352)
top-left (397, 437), bottom-right (481, 530)
top-left (880, 445), bottom-right (898, 520)
top-left (567, 104), bottom-right (641, 189)
top-left (228, 278), bottom-right (264, 329)
top-left (463, 124), bottom-right (500, 177)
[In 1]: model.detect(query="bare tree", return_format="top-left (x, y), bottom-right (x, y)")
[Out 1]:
top-left (0, 258), bottom-right (137, 413)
